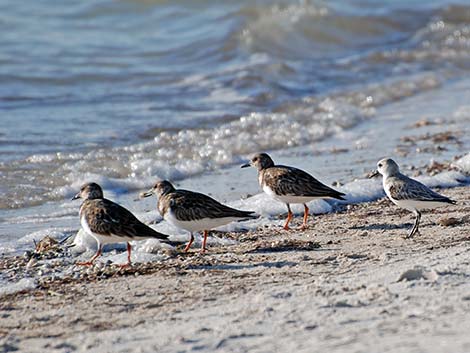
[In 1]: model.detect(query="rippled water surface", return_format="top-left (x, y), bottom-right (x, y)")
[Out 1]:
top-left (1, 0), bottom-right (470, 215)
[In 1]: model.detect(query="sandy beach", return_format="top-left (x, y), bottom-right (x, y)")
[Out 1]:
top-left (1, 186), bottom-right (469, 353)
top-left (3, 1), bottom-right (470, 352)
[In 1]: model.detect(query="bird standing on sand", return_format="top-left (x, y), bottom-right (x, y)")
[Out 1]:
top-left (72, 182), bottom-right (171, 266)
top-left (241, 153), bottom-right (346, 230)
top-left (370, 158), bottom-right (456, 238)
top-left (140, 180), bottom-right (257, 253)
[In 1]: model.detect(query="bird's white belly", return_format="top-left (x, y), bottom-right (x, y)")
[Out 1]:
top-left (165, 211), bottom-right (240, 232)
top-left (389, 198), bottom-right (450, 212)
top-left (80, 216), bottom-right (131, 245)
top-left (262, 185), bottom-right (317, 204)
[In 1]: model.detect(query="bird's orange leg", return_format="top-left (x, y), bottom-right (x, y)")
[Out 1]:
top-left (119, 242), bottom-right (132, 268)
top-left (283, 204), bottom-right (293, 230)
top-left (298, 204), bottom-right (309, 230)
top-left (184, 233), bottom-right (194, 252)
top-left (201, 230), bottom-right (208, 253)
top-left (76, 245), bottom-right (102, 266)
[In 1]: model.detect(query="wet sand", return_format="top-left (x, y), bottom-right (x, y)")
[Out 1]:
top-left (1, 186), bottom-right (470, 353)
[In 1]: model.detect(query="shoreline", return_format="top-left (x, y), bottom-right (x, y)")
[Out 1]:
top-left (1, 186), bottom-right (469, 352)
top-left (2, 75), bottom-right (470, 255)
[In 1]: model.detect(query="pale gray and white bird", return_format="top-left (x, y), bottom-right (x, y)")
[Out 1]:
top-left (241, 153), bottom-right (346, 230)
top-left (371, 158), bottom-right (456, 237)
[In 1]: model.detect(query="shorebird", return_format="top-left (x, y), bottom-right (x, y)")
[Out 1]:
top-left (370, 158), bottom-right (456, 238)
top-left (241, 153), bottom-right (346, 230)
top-left (72, 182), bottom-right (171, 266)
top-left (140, 180), bottom-right (257, 252)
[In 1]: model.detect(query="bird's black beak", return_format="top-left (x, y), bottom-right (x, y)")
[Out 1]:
top-left (368, 170), bottom-right (380, 179)
top-left (241, 162), bottom-right (251, 168)
top-left (139, 189), bottom-right (154, 199)
top-left (71, 192), bottom-right (81, 201)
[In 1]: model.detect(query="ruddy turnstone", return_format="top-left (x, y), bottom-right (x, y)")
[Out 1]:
top-left (140, 180), bottom-right (257, 252)
top-left (241, 153), bottom-right (346, 230)
top-left (370, 158), bottom-right (456, 238)
top-left (72, 182), bottom-right (170, 266)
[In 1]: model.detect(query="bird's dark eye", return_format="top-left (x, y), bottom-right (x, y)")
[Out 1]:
top-left (378, 163), bottom-right (382, 168)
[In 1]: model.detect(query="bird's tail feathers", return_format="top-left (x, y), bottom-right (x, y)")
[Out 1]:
top-left (334, 192), bottom-right (347, 201)
top-left (160, 239), bottom-right (188, 247)
top-left (237, 211), bottom-right (259, 221)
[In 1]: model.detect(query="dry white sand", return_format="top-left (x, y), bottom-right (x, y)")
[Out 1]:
top-left (1, 186), bottom-right (470, 353)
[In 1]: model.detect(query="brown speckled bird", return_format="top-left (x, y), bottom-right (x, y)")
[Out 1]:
top-left (140, 180), bottom-right (257, 252)
top-left (242, 153), bottom-right (346, 230)
top-left (72, 182), bottom-right (170, 266)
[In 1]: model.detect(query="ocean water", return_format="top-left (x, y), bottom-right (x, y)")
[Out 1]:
top-left (1, 0), bottom-right (470, 257)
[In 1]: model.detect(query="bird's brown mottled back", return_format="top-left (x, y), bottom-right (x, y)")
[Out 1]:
top-left (80, 198), bottom-right (169, 240)
top-left (261, 165), bottom-right (346, 200)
